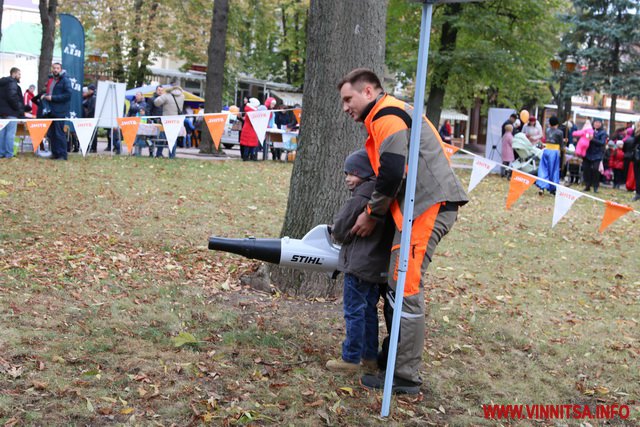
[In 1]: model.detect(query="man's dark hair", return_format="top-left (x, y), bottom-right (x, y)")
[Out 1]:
top-left (510, 113), bottom-right (518, 119)
top-left (549, 116), bottom-right (559, 126)
top-left (337, 68), bottom-right (383, 91)
top-left (10, 67), bottom-right (20, 75)
top-left (52, 62), bottom-right (62, 67)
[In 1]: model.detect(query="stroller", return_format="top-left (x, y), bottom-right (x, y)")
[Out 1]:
top-left (510, 133), bottom-right (543, 175)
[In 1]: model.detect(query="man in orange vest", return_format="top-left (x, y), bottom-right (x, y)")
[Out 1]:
top-left (338, 68), bottom-right (468, 394)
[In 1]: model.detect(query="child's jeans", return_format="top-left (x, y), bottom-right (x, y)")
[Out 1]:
top-left (342, 273), bottom-right (379, 364)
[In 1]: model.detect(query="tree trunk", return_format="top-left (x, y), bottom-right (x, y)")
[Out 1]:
top-left (38, 0), bottom-right (57, 92)
top-left (200, 0), bottom-right (230, 154)
top-left (126, 0), bottom-right (144, 88)
top-left (609, 94), bottom-right (617, 136)
top-left (135, 1), bottom-right (159, 87)
top-left (269, 0), bottom-right (388, 297)
top-left (425, 3), bottom-right (460, 127)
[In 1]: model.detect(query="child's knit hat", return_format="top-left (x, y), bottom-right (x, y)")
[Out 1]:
top-left (344, 149), bottom-right (374, 179)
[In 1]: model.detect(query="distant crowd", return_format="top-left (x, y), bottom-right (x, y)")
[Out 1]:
top-left (0, 65), bottom-right (300, 161)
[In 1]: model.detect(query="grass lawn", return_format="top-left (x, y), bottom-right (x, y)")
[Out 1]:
top-left (0, 154), bottom-right (638, 426)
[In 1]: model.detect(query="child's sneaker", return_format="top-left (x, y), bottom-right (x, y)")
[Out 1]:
top-left (325, 358), bottom-right (359, 373)
top-left (361, 359), bottom-right (378, 374)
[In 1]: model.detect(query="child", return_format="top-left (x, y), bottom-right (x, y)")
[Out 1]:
top-left (326, 149), bottom-right (393, 374)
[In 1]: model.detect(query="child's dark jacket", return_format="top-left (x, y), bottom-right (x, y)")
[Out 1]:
top-left (332, 180), bottom-right (394, 284)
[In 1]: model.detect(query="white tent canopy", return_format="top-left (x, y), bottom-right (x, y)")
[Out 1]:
top-left (270, 90), bottom-right (303, 106)
top-left (440, 109), bottom-right (468, 121)
top-left (573, 106), bottom-right (640, 123)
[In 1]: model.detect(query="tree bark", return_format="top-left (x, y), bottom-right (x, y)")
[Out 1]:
top-left (135, 1), bottom-right (159, 87)
top-left (269, 0), bottom-right (388, 297)
top-left (200, 0), bottom-right (230, 154)
top-left (38, 0), bottom-right (57, 92)
top-left (425, 4), bottom-right (460, 127)
top-left (126, 0), bottom-right (144, 88)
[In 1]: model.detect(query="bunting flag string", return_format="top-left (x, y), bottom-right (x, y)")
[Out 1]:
top-left (160, 115), bottom-right (185, 153)
top-left (71, 118), bottom-right (98, 157)
top-left (116, 117), bottom-right (141, 154)
top-left (246, 110), bottom-right (272, 146)
top-left (468, 157), bottom-right (497, 192)
top-left (459, 146), bottom-right (637, 233)
top-left (204, 113), bottom-right (229, 151)
top-left (26, 120), bottom-right (52, 152)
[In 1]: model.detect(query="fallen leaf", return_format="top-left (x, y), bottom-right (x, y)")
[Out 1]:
top-left (120, 407), bottom-right (134, 415)
top-left (86, 398), bottom-right (94, 412)
top-left (171, 332), bottom-right (198, 347)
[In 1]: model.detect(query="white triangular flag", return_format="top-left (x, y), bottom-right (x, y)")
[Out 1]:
top-left (246, 110), bottom-right (271, 146)
top-left (161, 115), bottom-right (185, 152)
top-left (0, 119), bottom-right (9, 132)
top-left (552, 186), bottom-right (582, 227)
top-left (468, 157), bottom-right (498, 192)
top-left (71, 118), bottom-right (98, 157)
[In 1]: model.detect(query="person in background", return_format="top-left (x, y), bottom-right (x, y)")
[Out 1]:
top-left (632, 122), bottom-right (640, 202)
top-left (326, 149), bottom-right (394, 375)
top-left (42, 63), bottom-right (72, 160)
top-left (263, 96), bottom-right (281, 161)
top-left (582, 118), bottom-right (607, 193)
top-left (239, 97), bottom-right (260, 161)
top-left (610, 140), bottom-right (625, 189)
top-left (501, 124), bottom-right (514, 178)
top-left (536, 116), bottom-right (563, 195)
top-left (501, 113), bottom-right (518, 136)
top-left (153, 80), bottom-right (184, 159)
top-left (128, 91), bottom-right (148, 117)
top-left (0, 67), bottom-right (27, 159)
top-left (82, 84), bottom-right (97, 152)
top-left (438, 119), bottom-right (452, 144)
top-left (23, 84), bottom-right (37, 118)
top-left (146, 86), bottom-right (164, 156)
top-left (183, 107), bottom-right (195, 149)
top-left (522, 116), bottom-right (543, 145)
top-left (622, 126), bottom-right (635, 185)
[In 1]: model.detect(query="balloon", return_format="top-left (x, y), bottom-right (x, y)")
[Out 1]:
top-left (519, 110), bottom-right (530, 123)
top-left (228, 105), bottom-right (240, 113)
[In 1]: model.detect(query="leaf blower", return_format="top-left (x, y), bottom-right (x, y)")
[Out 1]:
top-left (208, 225), bottom-right (341, 275)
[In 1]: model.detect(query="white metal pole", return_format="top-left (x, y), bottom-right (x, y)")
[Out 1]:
top-left (380, 0), bottom-right (433, 417)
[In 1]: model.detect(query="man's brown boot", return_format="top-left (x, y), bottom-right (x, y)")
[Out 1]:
top-left (361, 359), bottom-right (378, 374)
top-left (325, 358), bottom-right (360, 373)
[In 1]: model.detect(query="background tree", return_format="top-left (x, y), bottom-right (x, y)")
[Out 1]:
top-left (200, 0), bottom-right (230, 154)
top-left (270, 0), bottom-right (387, 297)
top-left (386, 0), bottom-right (566, 123)
top-left (38, 0), bottom-right (57, 91)
top-left (568, 0), bottom-right (640, 135)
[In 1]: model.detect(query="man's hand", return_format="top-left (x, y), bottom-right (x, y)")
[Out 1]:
top-left (351, 211), bottom-right (377, 237)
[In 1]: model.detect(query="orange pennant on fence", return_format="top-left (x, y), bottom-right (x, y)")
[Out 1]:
top-left (599, 201), bottom-right (633, 233)
top-left (117, 117), bottom-right (141, 154)
top-left (440, 140), bottom-right (460, 163)
top-left (26, 120), bottom-right (52, 152)
top-left (204, 113), bottom-right (228, 150)
top-left (293, 108), bottom-right (301, 125)
top-left (506, 170), bottom-right (535, 209)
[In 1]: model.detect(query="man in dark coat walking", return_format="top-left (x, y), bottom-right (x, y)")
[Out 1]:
top-left (0, 67), bottom-right (26, 158)
top-left (42, 63), bottom-right (72, 160)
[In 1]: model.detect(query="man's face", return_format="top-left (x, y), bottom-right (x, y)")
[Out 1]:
top-left (52, 64), bottom-right (62, 76)
top-left (12, 70), bottom-right (21, 83)
top-left (340, 82), bottom-right (376, 122)
top-left (156, 87), bottom-right (164, 95)
top-left (135, 92), bottom-right (143, 102)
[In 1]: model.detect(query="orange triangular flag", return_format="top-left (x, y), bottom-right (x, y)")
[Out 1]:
top-left (26, 119), bottom-right (52, 152)
top-left (204, 113), bottom-right (228, 150)
top-left (506, 170), bottom-right (535, 209)
top-left (599, 201), bottom-right (633, 233)
top-left (439, 140), bottom-right (460, 162)
top-left (116, 117), bottom-right (141, 154)
top-left (293, 108), bottom-right (301, 125)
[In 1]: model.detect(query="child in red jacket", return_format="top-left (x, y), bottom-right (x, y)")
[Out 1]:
top-left (611, 140), bottom-right (625, 189)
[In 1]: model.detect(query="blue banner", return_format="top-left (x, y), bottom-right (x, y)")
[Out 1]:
top-left (59, 14), bottom-right (85, 118)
